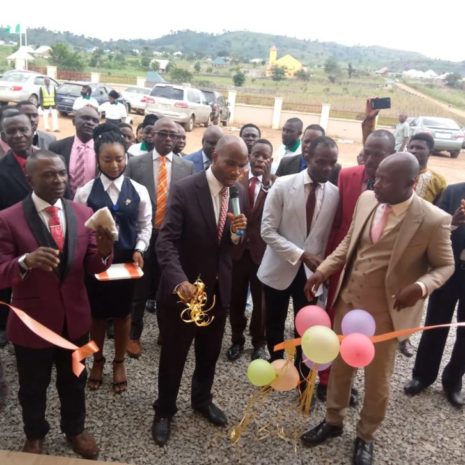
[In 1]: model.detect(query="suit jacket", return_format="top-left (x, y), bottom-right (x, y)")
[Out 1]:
top-left (184, 149), bottom-right (205, 172)
top-left (232, 171), bottom-right (271, 265)
top-left (0, 196), bottom-right (112, 348)
top-left (275, 154), bottom-right (302, 177)
top-left (0, 151), bottom-right (31, 211)
top-left (126, 151), bottom-right (194, 216)
top-left (326, 165), bottom-right (365, 254)
top-left (49, 136), bottom-right (75, 173)
top-left (318, 191), bottom-right (455, 331)
top-left (156, 172), bottom-right (242, 308)
top-left (436, 182), bottom-right (465, 265)
top-left (258, 171), bottom-right (339, 290)
top-left (35, 130), bottom-right (56, 150)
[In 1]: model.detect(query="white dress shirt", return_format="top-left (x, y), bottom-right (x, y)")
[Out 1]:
top-left (74, 174), bottom-right (152, 252)
top-left (72, 96), bottom-right (99, 111)
top-left (32, 192), bottom-right (66, 236)
top-left (99, 101), bottom-right (128, 120)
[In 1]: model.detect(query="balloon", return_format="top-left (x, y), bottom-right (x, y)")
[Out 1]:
top-left (341, 309), bottom-right (376, 337)
top-left (301, 325), bottom-right (340, 364)
top-left (247, 359), bottom-right (276, 387)
top-left (270, 359), bottom-right (300, 391)
top-left (340, 333), bottom-right (375, 368)
top-left (303, 357), bottom-right (332, 372)
top-left (295, 305), bottom-right (331, 336)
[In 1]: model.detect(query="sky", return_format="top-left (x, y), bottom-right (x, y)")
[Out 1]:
top-left (4, 0), bottom-right (464, 62)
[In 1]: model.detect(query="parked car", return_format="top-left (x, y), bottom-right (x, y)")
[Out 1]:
top-left (0, 70), bottom-right (59, 106)
top-left (56, 82), bottom-right (129, 116)
top-left (144, 84), bottom-right (211, 131)
top-left (200, 89), bottom-right (230, 126)
top-left (408, 116), bottom-right (464, 158)
top-left (121, 86), bottom-right (151, 114)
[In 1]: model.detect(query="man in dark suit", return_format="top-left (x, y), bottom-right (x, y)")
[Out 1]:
top-left (49, 106), bottom-right (100, 196)
top-left (17, 101), bottom-right (56, 150)
top-left (185, 125), bottom-right (224, 172)
top-left (404, 183), bottom-right (465, 407)
top-left (126, 117), bottom-right (195, 357)
top-left (0, 150), bottom-right (114, 458)
top-left (0, 111), bottom-right (35, 347)
top-left (227, 139), bottom-right (274, 362)
top-left (152, 135), bottom-right (248, 446)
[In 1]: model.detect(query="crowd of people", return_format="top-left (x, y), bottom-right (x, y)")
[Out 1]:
top-left (0, 95), bottom-right (463, 465)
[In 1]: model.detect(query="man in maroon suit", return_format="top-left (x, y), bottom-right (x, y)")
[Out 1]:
top-left (0, 150), bottom-right (114, 459)
top-left (227, 139), bottom-right (274, 362)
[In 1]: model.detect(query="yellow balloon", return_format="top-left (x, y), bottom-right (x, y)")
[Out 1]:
top-left (270, 359), bottom-right (300, 391)
top-left (301, 325), bottom-right (340, 364)
top-left (247, 359), bottom-right (276, 387)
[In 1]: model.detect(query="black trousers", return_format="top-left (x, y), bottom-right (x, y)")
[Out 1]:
top-left (229, 250), bottom-right (265, 348)
top-left (154, 293), bottom-right (227, 418)
top-left (130, 230), bottom-right (161, 340)
top-left (412, 267), bottom-right (465, 391)
top-left (0, 288), bottom-right (11, 331)
top-left (14, 333), bottom-right (88, 440)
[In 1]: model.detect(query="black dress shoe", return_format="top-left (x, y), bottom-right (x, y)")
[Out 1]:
top-left (399, 339), bottom-right (415, 357)
top-left (251, 346), bottom-right (267, 360)
top-left (300, 420), bottom-right (343, 447)
top-left (145, 299), bottom-right (157, 314)
top-left (353, 437), bottom-right (373, 465)
top-left (226, 343), bottom-right (244, 361)
top-left (444, 389), bottom-right (465, 408)
top-left (0, 330), bottom-right (7, 348)
top-left (404, 378), bottom-right (428, 396)
top-left (194, 402), bottom-right (227, 426)
top-left (151, 416), bottom-right (171, 446)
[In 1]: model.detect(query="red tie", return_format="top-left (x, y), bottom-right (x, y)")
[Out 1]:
top-left (45, 206), bottom-right (64, 251)
top-left (249, 176), bottom-right (258, 207)
top-left (217, 187), bottom-right (229, 242)
top-left (306, 183), bottom-right (317, 235)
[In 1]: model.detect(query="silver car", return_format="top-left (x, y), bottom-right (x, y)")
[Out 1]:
top-left (409, 116), bottom-right (464, 158)
top-left (121, 86), bottom-right (151, 115)
top-left (144, 84), bottom-right (211, 131)
top-left (0, 70), bottom-right (59, 106)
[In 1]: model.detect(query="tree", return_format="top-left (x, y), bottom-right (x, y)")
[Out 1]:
top-left (151, 60), bottom-right (160, 72)
top-left (324, 57), bottom-right (342, 82)
top-left (348, 63), bottom-right (354, 78)
top-left (194, 62), bottom-right (201, 72)
top-left (295, 69), bottom-right (310, 81)
top-left (232, 71), bottom-right (246, 87)
top-left (445, 72), bottom-right (463, 89)
top-left (169, 66), bottom-right (193, 83)
top-left (140, 56), bottom-right (150, 68)
top-left (271, 66), bottom-right (286, 81)
top-left (49, 42), bottom-right (84, 70)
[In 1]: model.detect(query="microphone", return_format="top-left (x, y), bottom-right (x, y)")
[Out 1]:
top-left (229, 186), bottom-right (244, 236)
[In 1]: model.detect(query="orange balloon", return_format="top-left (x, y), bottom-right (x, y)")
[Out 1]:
top-left (270, 359), bottom-right (300, 391)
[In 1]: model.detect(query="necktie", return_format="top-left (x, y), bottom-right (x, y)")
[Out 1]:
top-left (155, 156), bottom-right (168, 228)
top-left (249, 176), bottom-right (258, 207)
top-left (371, 204), bottom-right (392, 243)
top-left (45, 206), bottom-right (64, 251)
top-left (306, 183), bottom-right (317, 235)
top-left (71, 144), bottom-right (87, 196)
top-left (217, 187), bottom-right (229, 242)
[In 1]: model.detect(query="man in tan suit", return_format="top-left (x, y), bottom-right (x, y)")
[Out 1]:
top-left (300, 153), bottom-right (454, 465)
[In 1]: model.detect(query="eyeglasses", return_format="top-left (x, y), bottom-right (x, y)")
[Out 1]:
top-left (154, 131), bottom-right (178, 139)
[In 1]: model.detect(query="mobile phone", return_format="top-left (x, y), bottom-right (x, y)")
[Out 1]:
top-left (370, 97), bottom-right (391, 110)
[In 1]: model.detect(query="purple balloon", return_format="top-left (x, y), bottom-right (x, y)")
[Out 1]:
top-left (341, 309), bottom-right (376, 336)
top-left (303, 357), bottom-right (332, 371)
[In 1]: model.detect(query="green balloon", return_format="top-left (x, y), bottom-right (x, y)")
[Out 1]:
top-left (247, 359), bottom-right (276, 386)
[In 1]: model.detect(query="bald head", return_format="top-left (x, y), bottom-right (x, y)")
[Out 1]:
top-left (212, 136), bottom-right (248, 187)
top-left (374, 152), bottom-right (419, 205)
top-left (202, 125), bottom-right (224, 159)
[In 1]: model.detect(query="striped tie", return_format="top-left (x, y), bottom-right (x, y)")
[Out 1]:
top-left (217, 187), bottom-right (229, 242)
top-left (155, 156), bottom-right (168, 228)
top-left (71, 144), bottom-right (86, 196)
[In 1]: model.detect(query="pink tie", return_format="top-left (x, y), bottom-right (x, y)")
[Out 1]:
top-left (371, 204), bottom-right (392, 243)
top-left (217, 187), bottom-right (229, 242)
top-left (71, 144), bottom-right (87, 196)
top-left (45, 206), bottom-right (64, 251)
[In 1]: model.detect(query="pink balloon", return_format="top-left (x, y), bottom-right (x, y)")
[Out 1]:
top-left (341, 309), bottom-right (376, 337)
top-left (295, 305), bottom-right (331, 336)
top-left (303, 357), bottom-right (332, 372)
top-left (340, 333), bottom-right (375, 368)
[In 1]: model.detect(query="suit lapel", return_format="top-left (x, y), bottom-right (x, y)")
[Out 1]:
top-left (62, 199), bottom-right (77, 278)
top-left (5, 153), bottom-right (29, 192)
top-left (195, 172), bottom-right (217, 241)
top-left (143, 152), bottom-right (156, 209)
top-left (293, 172), bottom-right (308, 239)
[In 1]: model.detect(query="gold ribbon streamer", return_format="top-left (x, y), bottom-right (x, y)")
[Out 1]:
top-left (178, 278), bottom-right (215, 327)
top-left (299, 365), bottom-right (318, 415)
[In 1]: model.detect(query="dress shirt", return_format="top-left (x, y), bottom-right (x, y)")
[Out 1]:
top-left (248, 172), bottom-right (263, 204)
top-left (99, 101), bottom-right (127, 120)
top-left (127, 142), bottom-right (149, 157)
top-left (202, 151), bottom-right (211, 170)
top-left (153, 151), bottom-right (174, 193)
top-left (32, 192), bottom-right (66, 237)
top-left (272, 141), bottom-right (302, 174)
top-left (72, 96), bottom-right (99, 111)
top-left (69, 137), bottom-right (97, 187)
top-left (372, 193), bottom-right (427, 296)
top-left (74, 174), bottom-right (152, 252)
